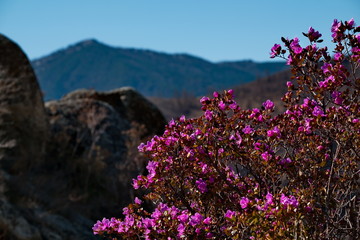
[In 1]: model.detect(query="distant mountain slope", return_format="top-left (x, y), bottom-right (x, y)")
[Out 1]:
top-left (150, 70), bottom-right (292, 120)
top-left (218, 60), bottom-right (289, 79)
top-left (32, 39), bottom-right (288, 100)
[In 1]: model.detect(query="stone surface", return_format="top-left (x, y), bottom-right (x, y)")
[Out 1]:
top-left (62, 87), bottom-right (166, 137)
top-left (0, 34), bottom-right (166, 239)
top-left (0, 34), bottom-right (49, 174)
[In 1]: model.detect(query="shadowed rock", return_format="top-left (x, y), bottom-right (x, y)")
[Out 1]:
top-left (43, 87), bottom-right (166, 219)
top-left (0, 34), bottom-right (166, 239)
top-left (62, 87), bottom-right (166, 137)
top-left (0, 34), bottom-right (48, 173)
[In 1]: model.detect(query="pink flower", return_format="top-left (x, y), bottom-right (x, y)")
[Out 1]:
top-left (270, 44), bottom-right (281, 58)
top-left (203, 217), bottom-right (212, 225)
top-left (206, 232), bottom-right (214, 238)
top-left (308, 27), bottom-right (322, 42)
top-left (326, 75), bottom-right (335, 83)
top-left (151, 208), bottom-right (162, 219)
top-left (218, 101), bottom-right (226, 110)
top-left (143, 218), bottom-right (155, 228)
top-left (204, 110), bottom-right (213, 120)
top-left (280, 194), bottom-right (299, 208)
top-left (189, 213), bottom-right (203, 226)
top-left (146, 161), bottom-right (158, 178)
top-left (261, 151), bottom-right (272, 161)
top-left (289, 196), bottom-right (299, 208)
top-left (331, 19), bottom-right (347, 41)
top-left (286, 54), bottom-right (293, 65)
top-left (179, 115), bottom-right (186, 122)
top-left (229, 132), bottom-right (242, 146)
top-left (200, 96), bottom-right (210, 105)
top-left (347, 18), bottom-right (355, 28)
top-left (132, 178), bottom-right (140, 189)
top-left (93, 218), bottom-right (111, 234)
top-left (177, 223), bottom-right (186, 237)
top-left (249, 108), bottom-right (260, 118)
top-left (218, 148), bottom-right (224, 155)
top-left (224, 210), bottom-right (236, 219)
top-left (134, 197), bottom-right (142, 205)
top-left (280, 194), bottom-right (289, 205)
top-left (178, 212), bottom-right (189, 223)
top-left (321, 62), bottom-right (332, 74)
top-left (213, 91), bottom-right (219, 98)
top-left (319, 80), bottom-right (328, 88)
top-left (200, 162), bottom-right (209, 174)
top-left (331, 19), bottom-right (341, 35)
top-left (195, 179), bottom-right (208, 193)
top-left (242, 125), bottom-right (254, 134)
top-left (229, 103), bottom-right (238, 110)
top-left (312, 106), bottom-right (324, 117)
top-left (240, 197), bottom-right (250, 209)
top-left (290, 37), bottom-right (303, 54)
top-left (265, 193), bottom-right (274, 205)
top-left (263, 99), bottom-right (274, 110)
top-left (332, 91), bottom-right (343, 105)
top-left (267, 126), bottom-right (281, 138)
top-left (317, 145), bottom-right (324, 151)
top-left (318, 75), bottom-right (334, 88)
top-left (334, 52), bottom-right (342, 61)
top-left (195, 129), bottom-right (202, 135)
top-left (279, 157), bottom-right (292, 165)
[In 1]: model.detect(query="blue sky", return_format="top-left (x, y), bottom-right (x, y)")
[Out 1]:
top-left (0, 0), bottom-right (359, 62)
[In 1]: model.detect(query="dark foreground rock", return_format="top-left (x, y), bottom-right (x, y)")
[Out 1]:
top-left (0, 34), bottom-right (166, 239)
top-left (0, 34), bottom-right (49, 174)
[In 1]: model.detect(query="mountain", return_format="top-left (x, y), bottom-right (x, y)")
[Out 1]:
top-left (149, 69), bottom-right (291, 120)
top-left (31, 39), bottom-right (288, 100)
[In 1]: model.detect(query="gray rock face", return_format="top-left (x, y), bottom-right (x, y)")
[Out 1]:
top-left (62, 87), bottom-right (166, 137)
top-left (0, 34), bottom-right (48, 173)
top-left (0, 198), bottom-right (41, 240)
top-left (0, 34), bottom-right (166, 239)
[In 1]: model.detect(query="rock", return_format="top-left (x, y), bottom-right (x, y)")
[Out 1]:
top-left (43, 87), bottom-right (166, 219)
top-left (44, 97), bottom-right (130, 219)
top-left (0, 34), bottom-right (48, 174)
top-left (0, 199), bottom-right (41, 240)
top-left (62, 87), bottom-right (166, 137)
top-left (0, 34), bottom-right (166, 239)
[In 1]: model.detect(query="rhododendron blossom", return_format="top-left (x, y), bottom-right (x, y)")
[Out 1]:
top-left (240, 197), bottom-right (250, 209)
top-left (94, 19), bottom-right (359, 240)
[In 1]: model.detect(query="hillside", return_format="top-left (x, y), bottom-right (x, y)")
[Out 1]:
top-left (31, 39), bottom-right (287, 100)
top-left (150, 69), bottom-right (291, 120)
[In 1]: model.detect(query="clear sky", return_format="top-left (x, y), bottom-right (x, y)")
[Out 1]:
top-left (0, 0), bottom-right (359, 62)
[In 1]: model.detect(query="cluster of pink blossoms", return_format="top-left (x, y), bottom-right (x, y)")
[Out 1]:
top-left (94, 19), bottom-right (359, 239)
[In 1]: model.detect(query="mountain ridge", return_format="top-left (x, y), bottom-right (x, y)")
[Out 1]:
top-left (31, 39), bottom-right (288, 100)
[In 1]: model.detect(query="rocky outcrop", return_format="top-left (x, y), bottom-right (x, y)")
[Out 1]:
top-left (43, 87), bottom-right (166, 220)
top-left (62, 87), bottom-right (166, 137)
top-left (0, 34), bottom-right (48, 174)
top-left (0, 34), bottom-right (166, 239)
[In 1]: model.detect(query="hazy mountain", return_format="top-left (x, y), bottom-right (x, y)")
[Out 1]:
top-left (150, 69), bottom-right (292, 120)
top-left (31, 39), bottom-right (288, 100)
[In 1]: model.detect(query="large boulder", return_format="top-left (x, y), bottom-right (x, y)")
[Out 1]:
top-left (0, 34), bottom-right (48, 173)
top-left (0, 34), bottom-right (167, 239)
top-left (44, 97), bottom-right (131, 220)
top-left (62, 87), bottom-right (166, 137)
top-left (0, 34), bottom-right (49, 240)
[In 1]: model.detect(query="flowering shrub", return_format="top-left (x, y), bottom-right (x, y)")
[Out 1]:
top-left (94, 19), bottom-right (359, 239)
